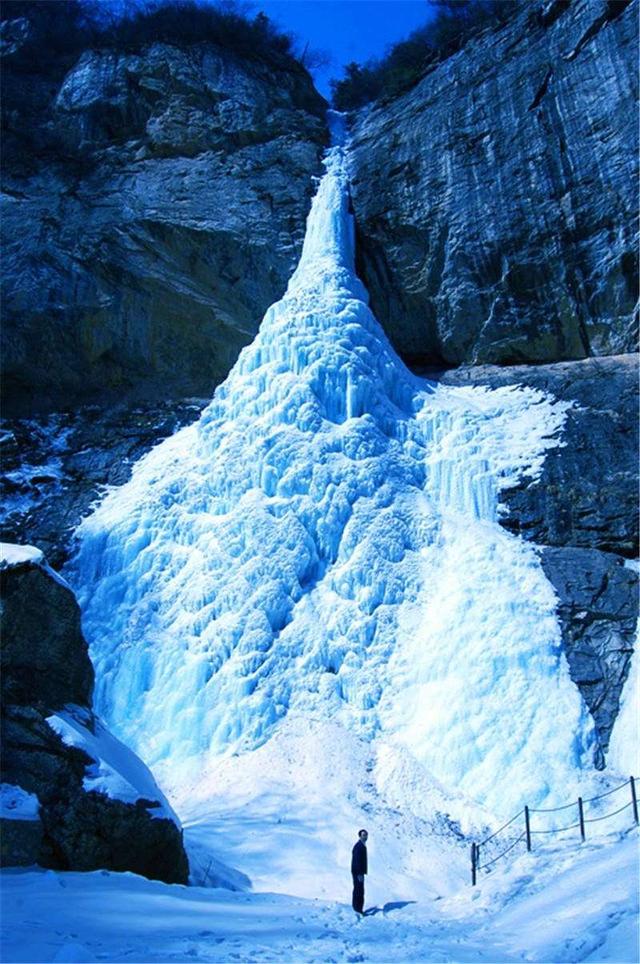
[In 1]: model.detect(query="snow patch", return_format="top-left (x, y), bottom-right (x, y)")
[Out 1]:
top-left (0, 832), bottom-right (637, 964)
top-left (0, 542), bottom-right (44, 568)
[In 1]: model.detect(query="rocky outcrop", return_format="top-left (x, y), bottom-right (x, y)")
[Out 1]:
top-left (1, 34), bottom-right (328, 415)
top-left (349, 0), bottom-right (638, 367)
top-left (1, 554), bottom-right (94, 706)
top-left (540, 547), bottom-right (637, 763)
top-left (435, 355), bottom-right (638, 765)
top-left (437, 354), bottom-right (638, 557)
top-left (0, 398), bottom-right (205, 569)
top-left (0, 546), bottom-right (189, 883)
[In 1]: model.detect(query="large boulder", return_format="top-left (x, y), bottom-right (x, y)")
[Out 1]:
top-left (348, 0), bottom-right (638, 367)
top-left (0, 545), bottom-right (189, 883)
top-left (1, 35), bottom-right (328, 415)
top-left (1, 547), bottom-right (94, 706)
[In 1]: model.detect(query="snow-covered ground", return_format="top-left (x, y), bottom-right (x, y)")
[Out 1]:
top-left (1, 830), bottom-right (637, 963)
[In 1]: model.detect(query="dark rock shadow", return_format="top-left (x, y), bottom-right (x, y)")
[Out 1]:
top-left (364, 901), bottom-right (416, 916)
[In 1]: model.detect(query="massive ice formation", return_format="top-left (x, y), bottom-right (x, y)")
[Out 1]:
top-left (73, 115), bottom-right (592, 815)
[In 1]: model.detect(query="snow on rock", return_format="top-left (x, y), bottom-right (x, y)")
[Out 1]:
top-left (0, 542), bottom-right (44, 569)
top-left (0, 783), bottom-right (40, 821)
top-left (0, 540), bottom-right (71, 591)
top-left (46, 706), bottom-right (179, 825)
top-left (73, 112), bottom-right (594, 819)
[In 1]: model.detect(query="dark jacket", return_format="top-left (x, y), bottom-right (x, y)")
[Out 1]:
top-left (351, 839), bottom-right (368, 876)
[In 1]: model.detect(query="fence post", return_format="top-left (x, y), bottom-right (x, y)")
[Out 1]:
top-left (631, 777), bottom-right (638, 824)
top-left (578, 796), bottom-right (585, 841)
top-left (471, 842), bottom-right (477, 886)
top-left (524, 805), bottom-right (531, 851)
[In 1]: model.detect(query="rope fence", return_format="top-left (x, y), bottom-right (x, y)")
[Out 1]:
top-left (470, 775), bottom-right (639, 886)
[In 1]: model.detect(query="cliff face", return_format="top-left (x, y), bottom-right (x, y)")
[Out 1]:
top-left (1, 33), bottom-right (328, 415)
top-left (348, 0), bottom-right (638, 367)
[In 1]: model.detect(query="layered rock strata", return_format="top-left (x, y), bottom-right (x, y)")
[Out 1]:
top-left (348, 0), bottom-right (638, 367)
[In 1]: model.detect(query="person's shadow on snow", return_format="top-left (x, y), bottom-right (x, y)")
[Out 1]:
top-left (364, 901), bottom-right (416, 916)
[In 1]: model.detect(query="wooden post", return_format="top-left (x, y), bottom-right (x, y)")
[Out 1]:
top-left (471, 842), bottom-right (477, 886)
top-left (524, 805), bottom-right (531, 852)
top-left (631, 777), bottom-right (639, 825)
top-left (578, 797), bottom-right (585, 841)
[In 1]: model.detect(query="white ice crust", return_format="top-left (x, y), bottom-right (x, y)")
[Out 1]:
top-left (72, 112), bottom-right (595, 817)
top-left (0, 540), bottom-right (71, 590)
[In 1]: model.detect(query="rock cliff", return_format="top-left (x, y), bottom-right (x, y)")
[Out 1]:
top-left (0, 545), bottom-right (189, 883)
top-left (348, 0), bottom-right (638, 367)
top-left (1, 30), bottom-right (327, 415)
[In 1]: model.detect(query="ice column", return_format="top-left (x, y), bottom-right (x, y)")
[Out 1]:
top-left (72, 113), bottom-right (593, 816)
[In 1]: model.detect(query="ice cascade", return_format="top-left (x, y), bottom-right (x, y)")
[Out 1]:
top-left (73, 114), bottom-right (593, 815)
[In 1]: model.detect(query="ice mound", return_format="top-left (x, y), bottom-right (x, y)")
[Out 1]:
top-left (73, 114), bottom-right (593, 816)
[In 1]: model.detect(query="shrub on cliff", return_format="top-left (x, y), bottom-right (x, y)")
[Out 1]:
top-left (95, 1), bottom-right (296, 65)
top-left (2, 0), bottom-right (300, 74)
top-left (331, 0), bottom-right (518, 110)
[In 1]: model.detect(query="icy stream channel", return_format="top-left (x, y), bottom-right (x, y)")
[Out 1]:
top-left (72, 114), bottom-right (593, 816)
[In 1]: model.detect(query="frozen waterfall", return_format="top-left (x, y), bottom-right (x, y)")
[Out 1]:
top-left (72, 113), bottom-right (593, 817)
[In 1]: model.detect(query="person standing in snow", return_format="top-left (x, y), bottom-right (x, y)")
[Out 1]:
top-left (351, 828), bottom-right (368, 914)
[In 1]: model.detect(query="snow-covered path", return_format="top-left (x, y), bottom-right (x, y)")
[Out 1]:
top-left (2, 832), bottom-right (637, 963)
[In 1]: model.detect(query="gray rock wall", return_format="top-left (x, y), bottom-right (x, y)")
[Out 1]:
top-left (438, 355), bottom-right (638, 557)
top-left (1, 38), bottom-right (328, 415)
top-left (348, 0), bottom-right (638, 367)
top-left (540, 547), bottom-right (637, 763)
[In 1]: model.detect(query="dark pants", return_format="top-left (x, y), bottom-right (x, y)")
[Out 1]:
top-left (352, 874), bottom-right (364, 913)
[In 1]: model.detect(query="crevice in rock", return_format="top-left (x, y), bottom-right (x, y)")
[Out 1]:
top-left (528, 68), bottom-right (554, 111)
